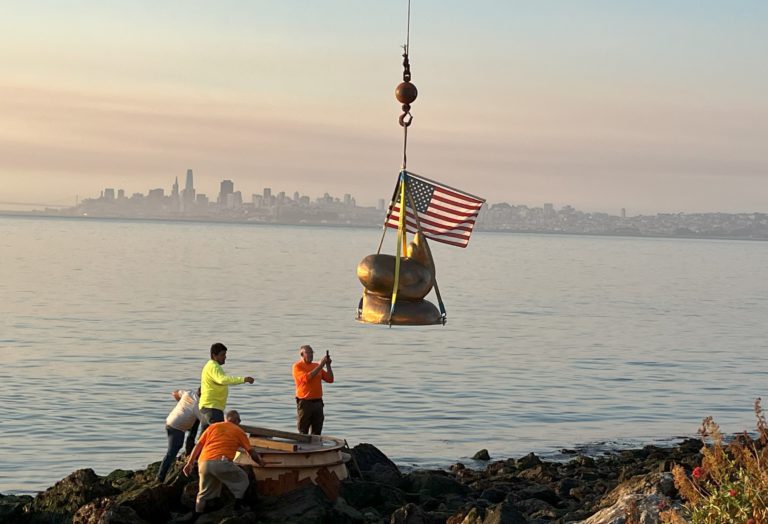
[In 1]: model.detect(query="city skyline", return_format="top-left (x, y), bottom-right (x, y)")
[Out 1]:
top-left (1, 2), bottom-right (766, 214)
top-left (4, 166), bottom-right (768, 218)
top-left (81, 169), bottom-right (370, 211)
top-left (7, 169), bottom-right (768, 233)
top-left (5, 167), bottom-right (766, 242)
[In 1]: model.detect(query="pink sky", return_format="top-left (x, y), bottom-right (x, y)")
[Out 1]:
top-left (1, 1), bottom-right (766, 214)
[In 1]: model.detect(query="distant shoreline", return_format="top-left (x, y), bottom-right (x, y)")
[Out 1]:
top-left (2, 210), bottom-right (766, 243)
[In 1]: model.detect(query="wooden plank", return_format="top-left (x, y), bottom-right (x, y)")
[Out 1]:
top-left (250, 437), bottom-right (298, 452)
top-left (315, 466), bottom-right (341, 501)
top-left (240, 425), bottom-right (313, 443)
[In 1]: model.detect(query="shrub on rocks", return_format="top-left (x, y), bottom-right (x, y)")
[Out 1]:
top-left (661, 399), bottom-right (768, 524)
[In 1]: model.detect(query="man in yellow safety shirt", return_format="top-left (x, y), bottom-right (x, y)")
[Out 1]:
top-left (199, 342), bottom-right (254, 434)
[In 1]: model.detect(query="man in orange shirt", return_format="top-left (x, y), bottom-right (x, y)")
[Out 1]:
top-left (182, 410), bottom-right (264, 520)
top-left (292, 345), bottom-right (334, 435)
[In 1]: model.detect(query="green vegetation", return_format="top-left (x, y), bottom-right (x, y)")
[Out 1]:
top-left (661, 399), bottom-right (768, 524)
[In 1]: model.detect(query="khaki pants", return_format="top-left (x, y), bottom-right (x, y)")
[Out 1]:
top-left (296, 398), bottom-right (324, 435)
top-left (196, 459), bottom-right (250, 512)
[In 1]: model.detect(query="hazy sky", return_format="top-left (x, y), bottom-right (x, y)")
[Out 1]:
top-left (1, 1), bottom-right (766, 214)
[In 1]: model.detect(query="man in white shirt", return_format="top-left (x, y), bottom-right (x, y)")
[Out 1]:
top-left (157, 388), bottom-right (202, 482)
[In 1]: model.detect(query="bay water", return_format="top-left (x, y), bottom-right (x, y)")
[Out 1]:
top-left (1, 215), bottom-right (766, 493)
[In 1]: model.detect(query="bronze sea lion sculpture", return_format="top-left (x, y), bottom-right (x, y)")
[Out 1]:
top-left (357, 233), bottom-right (442, 325)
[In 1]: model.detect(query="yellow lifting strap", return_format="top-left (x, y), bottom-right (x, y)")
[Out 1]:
top-left (388, 173), bottom-right (408, 323)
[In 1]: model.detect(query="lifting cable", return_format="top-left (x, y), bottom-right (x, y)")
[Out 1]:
top-left (360, 0), bottom-right (446, 325)
top-left (376, 0), bottom-right (416, 256)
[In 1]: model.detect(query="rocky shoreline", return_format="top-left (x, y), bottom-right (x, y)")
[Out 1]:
top-left (0, 438), bottom-right (703, 524)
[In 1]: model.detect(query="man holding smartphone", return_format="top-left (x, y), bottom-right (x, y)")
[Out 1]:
top-left (292, 345), bottom-right (334, 435)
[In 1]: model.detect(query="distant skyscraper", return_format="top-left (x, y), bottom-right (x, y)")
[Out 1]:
top-left (147, 188), bottom-right (164, 207)
top-left (171, 177), bottom-right (180, 212)
top-left (185, 169), bottom-right (194, 191)
top-left (225, 191), bottom-right (243, 209)
top-left (218, 180), bottom-right (234, 207)
top-left (104, 188), bottom-right (115, 201)
top-left (181, 169), bottom-right (195, 211)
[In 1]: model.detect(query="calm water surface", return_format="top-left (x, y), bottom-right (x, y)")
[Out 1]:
top-left (1, 215), bottom-right (767, 493)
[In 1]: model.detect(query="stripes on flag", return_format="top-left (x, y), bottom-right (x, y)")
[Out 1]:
top-left (385, 172), bottom-right (485, 248)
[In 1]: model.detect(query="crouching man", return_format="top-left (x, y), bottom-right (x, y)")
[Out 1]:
top-left (182, 410), bottom-right (264, 520)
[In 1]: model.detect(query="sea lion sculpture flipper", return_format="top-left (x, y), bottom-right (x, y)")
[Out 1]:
top-left (356, 254), bottom-right (434, 300)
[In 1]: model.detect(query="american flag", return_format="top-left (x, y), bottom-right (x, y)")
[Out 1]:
top-left (385, 172), bottom-right (485, 248)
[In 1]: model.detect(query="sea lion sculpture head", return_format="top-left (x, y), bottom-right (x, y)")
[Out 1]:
top-left (406, 232), bottom-right (435, 278)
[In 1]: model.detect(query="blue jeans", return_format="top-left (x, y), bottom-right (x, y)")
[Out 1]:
top-left (157, 425), bottom-right (185, 482)
top-left (184, 419), bottom-right (200, 455)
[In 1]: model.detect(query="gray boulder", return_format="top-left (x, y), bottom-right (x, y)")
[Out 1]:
top-left (390, 502), bottom-right (432, 524)
top-left (30, 469), bottom-right (120, 524)
top-left (448, 501), bottom-right (528, 524)
top-left (72, 497), bottom-right (147, 524)
top-left (350, 443), bottom-right (402, 484)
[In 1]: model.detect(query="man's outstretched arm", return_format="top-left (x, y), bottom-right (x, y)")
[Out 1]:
top-left (183, 439), bottom-right (204, 476)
